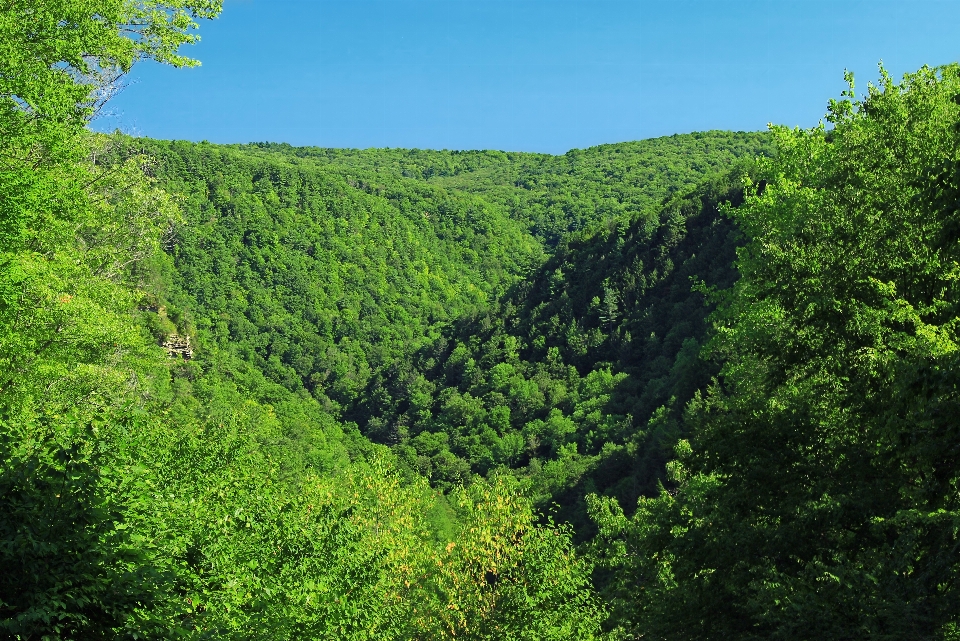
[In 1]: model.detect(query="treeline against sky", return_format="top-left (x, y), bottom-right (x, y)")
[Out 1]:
top-left (117, 131), bottom-right (768, 541)
top-left (0, 2), bottom-right (604, 638)
top-left (247, 131), bottom-right (771, 246)
top-left (591, 67), bottom-right (960, 638)
top-left (5, 2), bottom-right (960, 639)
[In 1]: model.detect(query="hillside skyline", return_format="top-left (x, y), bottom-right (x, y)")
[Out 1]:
top-left (94, 0), bottom-right (960, 153)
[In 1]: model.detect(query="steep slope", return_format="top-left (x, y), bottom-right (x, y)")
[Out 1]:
top-left (352, 165), bottom-right (757, 531)
top-left (112, 135), bottom-right (770, 534)
top-left (115, 132), bottom-right (769, 430)
top-left (590, 64), bottom-right (960, 641)
top-left (119, 138), bottom-right (542, 412)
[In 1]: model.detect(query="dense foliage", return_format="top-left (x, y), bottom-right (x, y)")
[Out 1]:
top-left (249, 132), bottom-right (771, 246)
top-left (353, 169), bottom-right (752, 532)
top-left (0, 3), bottom-right (606, 638)
top-left (8, 2), bottom-right (960, 639)
top-left (100, 131), bottom-right (768, 540)
top-left (590, 66), bottom-right (960, 639)
top-left (118, 137), bottom-right (542, 413)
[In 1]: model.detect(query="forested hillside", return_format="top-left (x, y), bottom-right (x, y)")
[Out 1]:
top-left (99, 131), bottom-right (768, 521)
top-left (352, 168), bottom-right (753, 532)
top-left (6, 2), bottom-right (960, 640)
top-left (247, 131), bottom-right (772, 245)
top-left (0, 3), bottom-right (606, 638)
top-left (115, 137), bottom-right (542, 413)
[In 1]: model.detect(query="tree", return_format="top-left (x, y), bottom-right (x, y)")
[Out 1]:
top-left (0, 1), bottom-right (221, 636)
top-left (591, 64), bottom-right (960, 639)
top-left (0, 0), bottom-right (222, 251)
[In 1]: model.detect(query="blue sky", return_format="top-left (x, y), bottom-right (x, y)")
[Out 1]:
top-left (96, 0), bottom-right (960, 153)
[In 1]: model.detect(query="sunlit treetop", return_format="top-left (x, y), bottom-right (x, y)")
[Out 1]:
top-left (0, 0), bottom-right (222, 127)
top-left (0, 0), bottom-right (222, 254)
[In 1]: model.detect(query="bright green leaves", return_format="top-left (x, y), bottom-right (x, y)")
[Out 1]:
top-left (0, 0), bottom-right (222, 96)
top-left (123, 0), bottom-right (224, 69)
top-left (0, 133), bottom-right (192, 637)
top-left (0, 0), bottom-right (221, 255)
top-left (4, 427), bottom-right (138, 636)
top-left (593, 64), bottom-right (960, 638)
top-left (411, 478), bottom-right (605, 640)
top-left (0, 138), bottom-right (179, 422)
top-left (0, 4), bottom-right (607, 636)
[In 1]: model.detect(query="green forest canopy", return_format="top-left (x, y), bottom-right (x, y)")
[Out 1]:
top-left (4, 2), bottom-right (960, 639)
top-left (116, 133), bottom-right (768, 535)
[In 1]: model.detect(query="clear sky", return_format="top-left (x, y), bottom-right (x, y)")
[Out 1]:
top-left (95, 0), bottom-right (960, 154)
